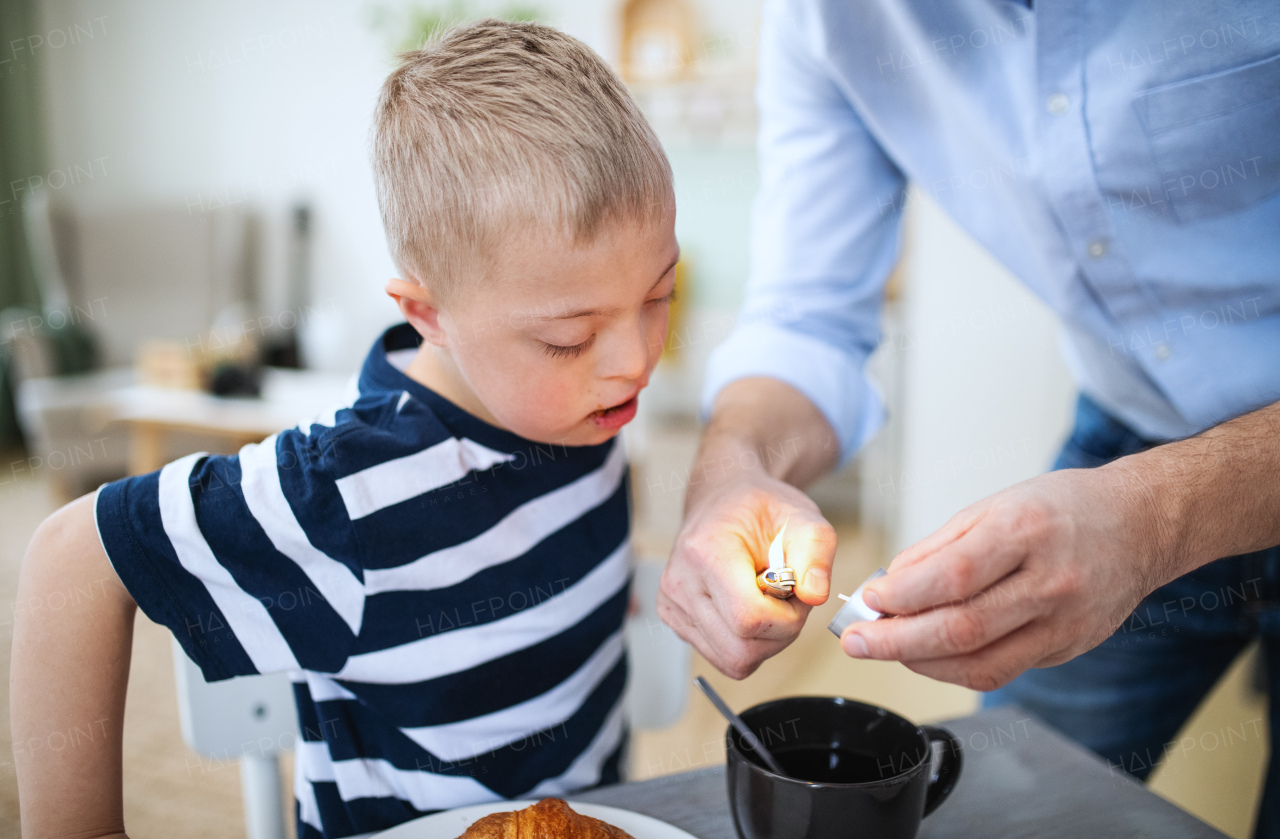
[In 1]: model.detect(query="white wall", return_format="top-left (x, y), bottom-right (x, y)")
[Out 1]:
top-left (37, 1), bottom-right (391, 370)
top-left (889, 189), bottom-right (1076, 553)
top-left (31, 0), bottom-right (761, 373)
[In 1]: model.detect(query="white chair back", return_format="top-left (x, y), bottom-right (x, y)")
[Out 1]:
top-left (624, 557), bottom-right (691, 730)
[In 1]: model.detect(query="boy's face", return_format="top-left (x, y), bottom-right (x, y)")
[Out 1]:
top-left (395, 208), bottom-right (678, 447)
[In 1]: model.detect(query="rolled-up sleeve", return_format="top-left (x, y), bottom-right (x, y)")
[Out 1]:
top-left (702, 0), bottom-right (906, 463)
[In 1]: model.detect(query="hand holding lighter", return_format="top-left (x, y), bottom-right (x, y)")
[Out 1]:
top-left (752, 519), bottom-right (890, 640)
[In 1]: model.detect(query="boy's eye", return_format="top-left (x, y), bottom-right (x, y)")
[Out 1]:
top-left (541, 336), bottom-right (593, 359)
top-left (649, 286), bottom-right (677, 306)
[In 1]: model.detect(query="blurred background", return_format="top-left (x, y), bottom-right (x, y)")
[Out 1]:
top-left (0, 0), bottom-right (1266, 836)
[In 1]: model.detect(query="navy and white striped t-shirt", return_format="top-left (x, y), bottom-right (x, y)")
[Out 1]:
top-left (96, 323), bottom-right (632, 838)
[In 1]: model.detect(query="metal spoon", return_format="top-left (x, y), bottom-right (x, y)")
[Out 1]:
top-left (694, 676), bottom-right (788, 776)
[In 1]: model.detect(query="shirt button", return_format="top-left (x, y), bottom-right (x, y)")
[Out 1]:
top-left (1047, 93), bottom-right (1070, 114)
top-left (1087, 240), bottom-right (1108, 259)
top-left (1154, 344), bottom-right (1172, 360)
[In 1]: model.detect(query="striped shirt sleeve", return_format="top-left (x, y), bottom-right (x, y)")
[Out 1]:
top-left (95, 429), bottom-right (365, 682)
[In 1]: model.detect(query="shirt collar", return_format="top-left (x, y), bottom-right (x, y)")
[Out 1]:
top-left (358, 323), bottom-right (597, 457)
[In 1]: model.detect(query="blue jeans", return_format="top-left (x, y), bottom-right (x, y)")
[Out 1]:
top-left (985, 394), bottom-right (1280, 838)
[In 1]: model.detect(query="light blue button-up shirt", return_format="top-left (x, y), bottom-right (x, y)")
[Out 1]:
top-left (703, 0), bottom-right (1280, 461)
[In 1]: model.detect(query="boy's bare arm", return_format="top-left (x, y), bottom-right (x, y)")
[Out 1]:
top-left (11, 493), bottom-right (135, 839)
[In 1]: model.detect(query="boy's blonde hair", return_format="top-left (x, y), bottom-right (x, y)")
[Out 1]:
top-left (372, 19), bottom-right (673, 299)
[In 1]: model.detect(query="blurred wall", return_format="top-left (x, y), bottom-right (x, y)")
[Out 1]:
top-left (891, 190), bottom-right (1076, 552)
top-left (37, 0), bottom-right (395, 370)
top-left (31, 0), bottom-right (761, 373)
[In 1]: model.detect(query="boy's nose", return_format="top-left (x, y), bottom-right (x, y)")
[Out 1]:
top-left (601, 323), bottom-right (651, 381)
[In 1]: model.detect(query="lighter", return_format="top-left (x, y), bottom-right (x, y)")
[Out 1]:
top-left (756, 518), bottom-right (797, 598)
top-left (828, 568), bottom-right (888, 637)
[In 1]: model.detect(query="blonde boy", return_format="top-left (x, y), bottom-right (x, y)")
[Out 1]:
top-left (12, 20), bottom-right (676, 839)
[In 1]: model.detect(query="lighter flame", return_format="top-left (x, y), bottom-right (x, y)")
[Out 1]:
top-left (768, 516), bottom-right (788, 570)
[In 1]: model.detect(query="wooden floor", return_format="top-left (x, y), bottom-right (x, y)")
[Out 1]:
top-left (0, 457), bottom-right (1267, 837)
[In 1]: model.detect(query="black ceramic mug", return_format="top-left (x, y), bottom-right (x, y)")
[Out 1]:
top-left (725, 696), bottom-right (962, 839)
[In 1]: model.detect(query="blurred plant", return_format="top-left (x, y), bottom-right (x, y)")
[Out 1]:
top-left (367, 0), bottom-right (543, 55)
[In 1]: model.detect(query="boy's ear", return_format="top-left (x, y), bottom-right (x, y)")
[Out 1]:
top-left (386, 278), bottom-right (449, 347)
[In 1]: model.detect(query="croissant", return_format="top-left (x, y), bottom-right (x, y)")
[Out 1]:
top-left (456, 798), bottom-right (635, 839)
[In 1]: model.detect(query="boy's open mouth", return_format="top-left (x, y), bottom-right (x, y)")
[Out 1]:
top-left (588, 395), bottom-right (639, 429)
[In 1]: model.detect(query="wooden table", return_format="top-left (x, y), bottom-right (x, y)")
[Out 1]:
top-left (576, 707), bottom-right (1228, 838)
top-left (101, 368), bottom-right (350, 474)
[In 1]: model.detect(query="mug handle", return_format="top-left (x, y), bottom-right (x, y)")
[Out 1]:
top-left (920, 725), bottom-right (963, 816)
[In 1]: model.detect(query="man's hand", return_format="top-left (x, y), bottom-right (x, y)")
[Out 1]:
top-left (658, 472), bottom-right (837, 679)
top-left (842, 398), bottom-right (1280, 692)
top-left (658, 377), bottom-right (841, 679)
top-left (840, 465), bottom-right (1162, 691)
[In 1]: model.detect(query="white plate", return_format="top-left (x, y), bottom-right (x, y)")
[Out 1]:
top-left (371, 799), bottom-right (698, 839)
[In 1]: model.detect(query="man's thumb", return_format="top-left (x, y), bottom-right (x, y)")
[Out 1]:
top-left (788, 520), bottom-right (836, 604)
top-left (801, 563), bottom-right (830, 603)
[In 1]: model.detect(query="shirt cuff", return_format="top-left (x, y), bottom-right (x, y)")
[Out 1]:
top-left (700, 322), bottom-right (885, 466)
top-left (94, 475), bottom-right (242, 682)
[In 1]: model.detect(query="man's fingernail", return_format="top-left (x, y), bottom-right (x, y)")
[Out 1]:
top-left (804, 566), bottom-right (829, 598)
top-left (843, 633), bottom-right (869, 658)
top-left (863, 588), bottom-right (882, 612)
